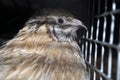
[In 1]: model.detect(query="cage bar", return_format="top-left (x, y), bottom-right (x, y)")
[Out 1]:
top-left (117, 46), bottom-right (120, 80)
top-left (100, 17), bottom-right (107, 80)
top-left (81, 0), bottom-right (120, 80)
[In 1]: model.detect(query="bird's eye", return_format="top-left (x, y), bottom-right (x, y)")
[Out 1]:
top-left (58, 18), bottom-right (64, 24)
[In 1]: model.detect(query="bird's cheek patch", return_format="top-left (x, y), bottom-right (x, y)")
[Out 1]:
top-left (37, 24), bottom-right (48, 33)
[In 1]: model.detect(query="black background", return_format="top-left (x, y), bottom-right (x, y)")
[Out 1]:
top-left (0, 0), bottom-right (91, 41)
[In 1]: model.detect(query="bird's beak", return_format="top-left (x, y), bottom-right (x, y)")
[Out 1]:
top-left (71, 19), bottom-right (87, 31)
top-left (78, 23), bottom-right (87, 31)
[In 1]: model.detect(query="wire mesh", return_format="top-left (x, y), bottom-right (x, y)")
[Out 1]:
top-left (81, 0), bottom-right (120, 80)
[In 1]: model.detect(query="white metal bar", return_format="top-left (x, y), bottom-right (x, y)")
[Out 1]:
top-left (88, 25), bottom-right (93, 80)
top-left (86, 61), bottom-right (112, 80)
top-left (85, 31), bottom-right (89, 60)
top-left (100, 46), bottom-right (105, 80)
top-left (109, 15), bottom-right (115, 44)
top-left (93, 19), bottom-right (100, 80)
top-left (107, 49), bottom-right (112, 78)
top-left (89, 25), bottom-right (93, 64)
top-left (93, 45), bottom-right (97, 80)
top-left (81, 44), bottom-right (84, 53)
top-left (116, 24), bottom-right (120, 80)
top-left (102, 17), bottom-right (107, 42)
top-left (112, 2), bottom-right (116, 10)
top-left (96, 19), bottom-right (100, 41)
top-left (107, 14), bottom-right (115, 78)
top-left (117, 44), bottom-right (120, 80)
top-left (100, 17), bottom-right (107, 80)
top-left (81, 33), bottom-right (86, 54)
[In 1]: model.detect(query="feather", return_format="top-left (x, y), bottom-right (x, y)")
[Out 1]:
top-left (0, 9), bottom-right (88, 80)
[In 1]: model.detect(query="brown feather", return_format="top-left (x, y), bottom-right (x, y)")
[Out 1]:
top-left (0, 19), bottom-right (88, 80)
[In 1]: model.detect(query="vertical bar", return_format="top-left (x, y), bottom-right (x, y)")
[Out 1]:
top-left (116, 24), bottom-right (120, 80)
top-left (112, 2), bottom-right (116, 10)
top-left (89, 25), bottom-right (93, 80)
top-left (117, 49), bottom-right (120, 80)
top-left (82, 41), bottom-right (85, 54)
top-left (89, 25), bottom-right (93, 64)
top-left (93, 19), bottom-right (100, 80)
top-left (100, 47), bottom-right (104, 80)
top-left (93, 45), bottom-right (97, 80)
top-left (100, 17), bottom-right (107, 80)
top-left (108, 49), bottom-right (112, 78)
top-left (107, 1), bottom-right (116, 79)
top-left (109, 15), bottom-right (115, 44)
top-left (85, 31), bottom-right (88, 60)
top-left (107, 14), bottom-right (115, 78)
top-left (81, 34), bottom-right (85, 54)
top-left (87, 0), bottom-right (95, 79)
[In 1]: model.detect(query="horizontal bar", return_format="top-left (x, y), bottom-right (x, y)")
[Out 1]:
top-left (94, 9), bottom-right (120, 18)
top-left (81, 38), bottom-right (118, 50)
top-left (85, 61), bottom-right (112, 80)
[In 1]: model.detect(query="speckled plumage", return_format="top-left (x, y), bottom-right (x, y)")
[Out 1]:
top-left (0, 9), bottom-right (88, 80)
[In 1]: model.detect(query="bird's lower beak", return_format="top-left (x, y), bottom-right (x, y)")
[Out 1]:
top-left (78, 23), bottom-right (87, 31)
top-left (72, 19), bottom-right (87, 31)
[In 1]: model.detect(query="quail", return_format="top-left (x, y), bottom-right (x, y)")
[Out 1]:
top-left (0, 9), bottom-right (88, 80)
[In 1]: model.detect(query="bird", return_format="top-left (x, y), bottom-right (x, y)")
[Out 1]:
top-left (0, 9), bottom-right (88, 80)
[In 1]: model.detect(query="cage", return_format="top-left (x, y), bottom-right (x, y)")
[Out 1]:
top-left (80, 0), bottom-right (120, 80)
top-left (0, 0), bottom-right (120, 80)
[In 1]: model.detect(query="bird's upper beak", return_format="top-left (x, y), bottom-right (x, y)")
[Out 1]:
top-left (70, 19), bottom-right (87, 31)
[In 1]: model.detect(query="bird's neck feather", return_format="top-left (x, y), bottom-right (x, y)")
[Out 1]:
top-left (2, 24), bottom-right (85, 66)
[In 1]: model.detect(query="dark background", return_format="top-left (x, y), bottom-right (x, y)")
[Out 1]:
top-left (0, 0), bottom-right (91, 42)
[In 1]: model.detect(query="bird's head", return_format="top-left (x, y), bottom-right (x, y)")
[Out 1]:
top-left (20, 9), bottom-right (87, 42)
